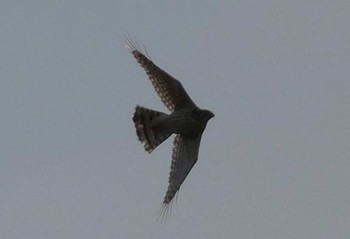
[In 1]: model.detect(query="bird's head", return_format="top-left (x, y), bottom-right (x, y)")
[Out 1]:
top-left (192, 108), bottom-right (215, 123)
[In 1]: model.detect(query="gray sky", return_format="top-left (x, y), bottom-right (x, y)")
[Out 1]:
top-left (1, 1), bottom-right (349, 238)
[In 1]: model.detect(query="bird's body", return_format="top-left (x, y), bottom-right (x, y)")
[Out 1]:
top-left (166, 108), bottom-right (204, 135)
top-left (126, 37), bottom-right (214, 217)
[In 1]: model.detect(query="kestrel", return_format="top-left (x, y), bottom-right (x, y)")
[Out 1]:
top-left (126, 38), bottom-right (214, 217)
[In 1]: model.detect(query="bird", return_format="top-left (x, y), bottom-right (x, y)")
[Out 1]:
top-left (125, 37), bottom-right (214, 218)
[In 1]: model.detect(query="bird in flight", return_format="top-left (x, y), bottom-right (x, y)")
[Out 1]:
top-left (126, 37), bottom-right (214, 218)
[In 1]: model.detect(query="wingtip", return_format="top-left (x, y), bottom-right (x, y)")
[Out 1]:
top-left (122, 32), bottom-right (136, 51)
top-left (125, 43), bottom-right (132, 50)
top-left (123, 34), bottom-right (152, 59)
top-left (157, 201), bottom-right (174, 223)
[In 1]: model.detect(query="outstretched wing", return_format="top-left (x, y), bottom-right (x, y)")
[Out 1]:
top-left (159, 134), bottom-right (202, 218)
top-left (125, 38), bottom-right (196, 112)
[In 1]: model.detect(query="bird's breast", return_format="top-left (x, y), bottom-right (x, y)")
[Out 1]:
top-left (165, 109), bottom-right (204, 136)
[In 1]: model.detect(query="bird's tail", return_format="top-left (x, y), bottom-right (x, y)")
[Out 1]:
top-left (132, 106), bottom-right (171, 153)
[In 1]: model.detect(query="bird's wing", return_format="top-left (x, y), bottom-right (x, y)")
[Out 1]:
top-left (125, 38), bottom-right (196, 112)
top-left (159, 134), bottom-right (202, 218)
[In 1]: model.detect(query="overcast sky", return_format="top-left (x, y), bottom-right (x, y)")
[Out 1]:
top-left (1, 1), bottom-right (349, 239)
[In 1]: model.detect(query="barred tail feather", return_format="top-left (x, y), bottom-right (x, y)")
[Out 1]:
top-left (132, 106), bottom-right (171, 153)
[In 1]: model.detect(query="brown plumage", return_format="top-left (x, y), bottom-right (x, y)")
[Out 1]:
top-left (126, 37), bottom-right (214, 218)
